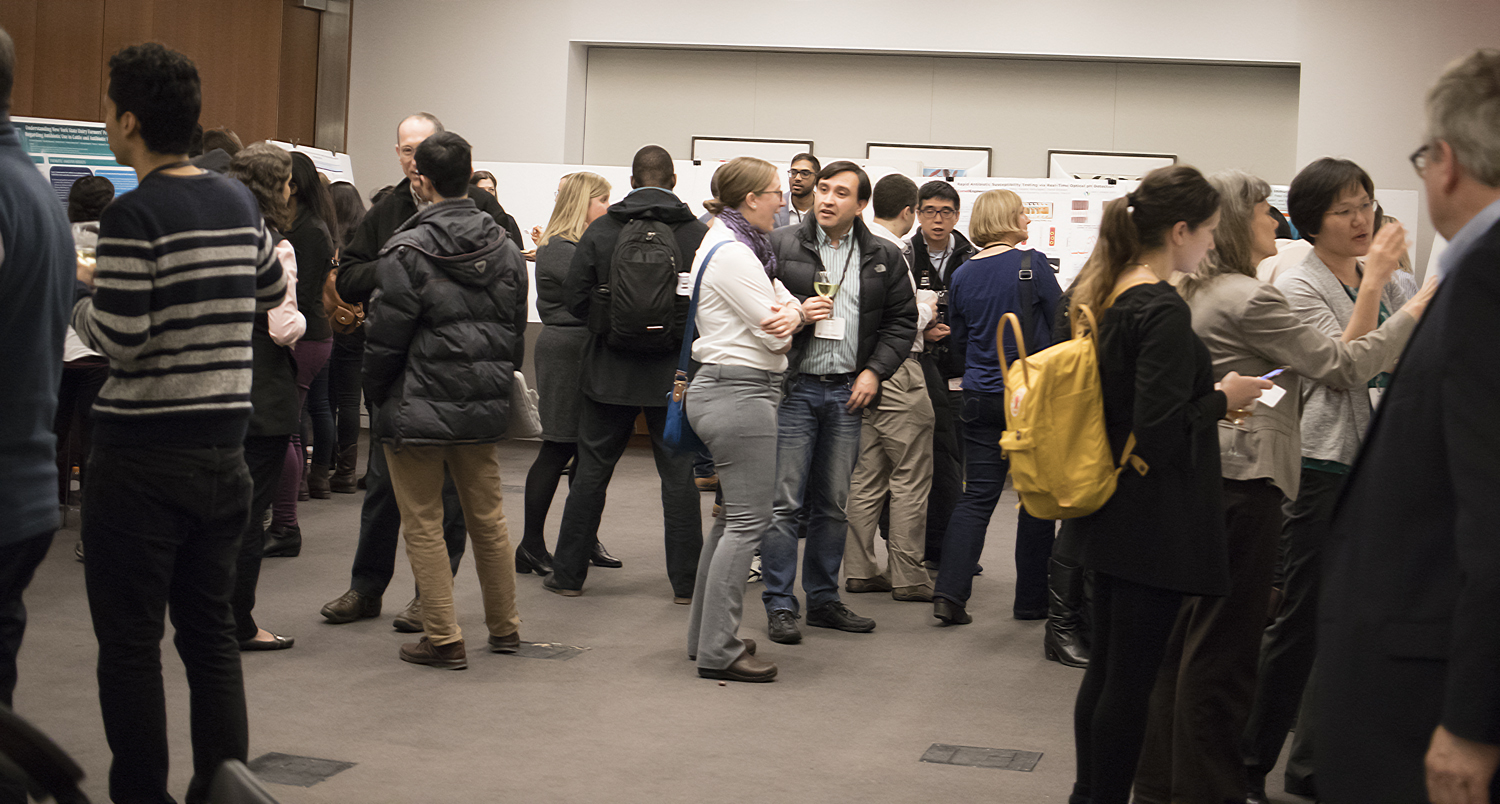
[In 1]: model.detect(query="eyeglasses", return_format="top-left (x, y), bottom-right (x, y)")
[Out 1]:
top-left (918, 206), bottom-right (958, 220)
top-left (755, 189), bottom-right (785, 202)
top-left (1409, 143), bottom-right (1431, 175)
top-left (787, 169), bottom-right (815, 179)
top-left (1325, 199), bottom-right (1376, 220)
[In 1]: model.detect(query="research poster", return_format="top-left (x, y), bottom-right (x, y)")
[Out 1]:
top-left (270, 140), bottom-right (357, 187)
top-left (952, 177), bottom-right (1129, 287)
top-left (14, 115), bottom-right (139, 201)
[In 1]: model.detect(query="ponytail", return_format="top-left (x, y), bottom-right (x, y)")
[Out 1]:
top-left (1069, 165), bottom-right (1219, 326)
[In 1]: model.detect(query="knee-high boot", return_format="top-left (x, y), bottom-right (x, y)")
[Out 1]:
top-left (1044, 555), bottom-right (1090, 668)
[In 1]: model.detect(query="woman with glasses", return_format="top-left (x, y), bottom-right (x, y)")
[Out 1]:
top-left (518, 172), bottom-right (615, 577)
top-left (685, 156), bottom-right (805, 682)
top-left (1133, 170), bottom-right (1433, 804)
top-left (1230, 157), bottom-right (1418, 801)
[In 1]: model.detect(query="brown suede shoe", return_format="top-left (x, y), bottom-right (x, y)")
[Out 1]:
top-left (392, 596), bottom-right (423, 632)
top-left (400, 637), bottom-right (467, 670)
top-left (698, 648), bottom-right (777, 682)
top-left (488, 632), bottom-right (520, 654)
top-left (892, 586), bottom-right (934, 602)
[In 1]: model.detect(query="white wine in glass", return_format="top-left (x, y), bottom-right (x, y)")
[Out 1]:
top-left (813, 270), bottom-right (839, 298)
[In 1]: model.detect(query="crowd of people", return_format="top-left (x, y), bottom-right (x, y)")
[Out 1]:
top-left (0, 28), bottom-right (1497, 804)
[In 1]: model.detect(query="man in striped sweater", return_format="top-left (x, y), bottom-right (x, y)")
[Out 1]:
top-left (71, 44), bottom-right (284, 804)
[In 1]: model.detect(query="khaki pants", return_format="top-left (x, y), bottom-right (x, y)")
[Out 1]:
top-left (384, 443), bottom-right (520, 646)
top-left (845, 360), bottom-right (935, 592)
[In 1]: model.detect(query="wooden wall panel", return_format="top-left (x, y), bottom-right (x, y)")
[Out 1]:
top-left (5, 0), bottom-right (343, 151)
top-left (277, 0), bottom-right (320, 145)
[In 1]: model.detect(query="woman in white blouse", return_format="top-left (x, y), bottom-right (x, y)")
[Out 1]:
top-left (684, 157), bottom-right (805, 683)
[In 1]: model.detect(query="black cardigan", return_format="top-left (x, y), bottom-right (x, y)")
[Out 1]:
top-left (1074, 282), bottom-right (1230, 596)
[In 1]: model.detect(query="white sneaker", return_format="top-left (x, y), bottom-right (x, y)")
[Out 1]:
top-left (747, 554), bottom-right (763, 584)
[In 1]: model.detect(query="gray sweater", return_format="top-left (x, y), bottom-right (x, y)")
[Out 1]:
top-left (1274, 250), bottom-right (1410, 466)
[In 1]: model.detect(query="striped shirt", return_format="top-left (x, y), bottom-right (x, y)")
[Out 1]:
top-left (799, 223), bottom-right (861, 375)
top-left (72, 169), bottom-right (284, 446)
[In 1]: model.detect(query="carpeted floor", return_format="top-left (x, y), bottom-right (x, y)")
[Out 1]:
top-left (17, 437), bottom-right (1310, 803)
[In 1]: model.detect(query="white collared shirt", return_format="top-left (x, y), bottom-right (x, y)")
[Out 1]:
top-left (871, 221), bottom-right (935, 352)
top-left (689, 224), bottom-right (796, 371)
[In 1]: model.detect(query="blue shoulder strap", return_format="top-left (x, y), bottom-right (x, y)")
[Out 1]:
top-left (677, 241), bottom-right (731, 373)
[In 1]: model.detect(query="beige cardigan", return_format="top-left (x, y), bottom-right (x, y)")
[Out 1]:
top-left (1185, 272), bottom-right (1415, 499)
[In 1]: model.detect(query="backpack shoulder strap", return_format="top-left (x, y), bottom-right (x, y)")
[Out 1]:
top-left (1017, 251), bottom-right (1036, 352)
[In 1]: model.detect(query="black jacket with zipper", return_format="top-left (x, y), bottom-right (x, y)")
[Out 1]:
top-left (363, 198), bottom-right (527, 446)
top-left (769, 214), bottom-right (917, 393)
top-left (910, 229), bottom-right (975, 378)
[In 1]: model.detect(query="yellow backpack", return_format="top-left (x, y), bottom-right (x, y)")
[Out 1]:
top-left (996, 304), bottom-right (1147, 519)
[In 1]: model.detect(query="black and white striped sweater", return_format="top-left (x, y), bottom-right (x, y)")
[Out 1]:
top-left (72, 169), bottom-right (285, 447)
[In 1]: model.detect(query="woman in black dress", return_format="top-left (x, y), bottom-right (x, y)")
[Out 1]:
top-left (1066, 166), bottom-right (1270, 804)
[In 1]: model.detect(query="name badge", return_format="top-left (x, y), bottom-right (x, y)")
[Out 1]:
top-left (1369, 386), bottom-right (1385, 411)
top-left (1257, 384), bottom-right (1288, 409)
top-left (948, 377), bottom-right (963, 392)
top-left (677, 273), bottom-right (692, 296)
top-left (814, 317), bottom-right (846, 340)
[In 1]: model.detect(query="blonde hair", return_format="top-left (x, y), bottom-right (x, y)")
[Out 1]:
top-left (538, 172), bottom-right (611, 247)
top-left (702, 157), bottom-right (777, 216)
top-left (227, 142), bottom-right (293, 232)
top-left (1179, 170), bottom-right (1271, 301)
top-left (969, 189), bottom-right (1027, 247)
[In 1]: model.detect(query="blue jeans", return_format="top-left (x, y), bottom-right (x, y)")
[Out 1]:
top-left (934, 392), bottom-right (1055, 609)
top-left (761, 374), bottom-right (864, 615)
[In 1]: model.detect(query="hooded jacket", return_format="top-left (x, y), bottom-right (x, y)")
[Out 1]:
top-left (363, 198), bottom-right (528, 446)
top-left (564, 187), bottom-right (708, 406)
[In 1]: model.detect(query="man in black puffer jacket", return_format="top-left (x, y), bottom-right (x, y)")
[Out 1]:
top-left (363, 132), bottom-right (527, 670)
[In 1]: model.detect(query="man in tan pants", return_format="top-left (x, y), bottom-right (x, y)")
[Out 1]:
top-left (362, 131), bottom-right (528, 669)
top-left (845, 175), bottom-right (937, 602)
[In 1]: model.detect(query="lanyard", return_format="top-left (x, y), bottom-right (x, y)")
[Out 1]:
top-left (826, 232), bottom-right (857, 288)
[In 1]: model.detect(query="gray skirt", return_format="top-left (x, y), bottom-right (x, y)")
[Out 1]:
top-left (535, 324), bottom-right (590, 443)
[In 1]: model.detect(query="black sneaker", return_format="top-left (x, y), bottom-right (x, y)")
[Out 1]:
top-left (806, 601), bottom-right (876, 633)
top-left (767, 609), bottom-right (802, 644)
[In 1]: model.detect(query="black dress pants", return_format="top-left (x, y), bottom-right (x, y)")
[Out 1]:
top-left (920, 354), bottom-right (961, 565)
top-left (82, 443), bottom-right (251, 804)
top-left (551, 398), bottom-right (702, 597)
top-left (1241, 468), bottom-right (1346, 794)
top-left (1070, 572), bottom-right (1185, 804)
top-left (232, 435), bottom-right (290, 642)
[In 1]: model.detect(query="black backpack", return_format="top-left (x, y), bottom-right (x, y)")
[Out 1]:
top-left (588, 218), bottom-right (685, 354)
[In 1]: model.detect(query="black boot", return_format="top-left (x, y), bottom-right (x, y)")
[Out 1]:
top-left (330, 443), bottom-right (359, 494)
top-left (1043, 556), bottom-right (1090, 668)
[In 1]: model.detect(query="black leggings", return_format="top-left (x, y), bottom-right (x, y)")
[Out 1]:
top-left (522, 440), bottom-right (577, 555)
top-left (1070, 572), bottom-right (1185, 804)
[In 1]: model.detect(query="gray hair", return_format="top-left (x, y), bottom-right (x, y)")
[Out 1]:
top-left (1426, 49), bottom-right (1500, 187)
top-left (1178, 169), bottom-right (1271, 301)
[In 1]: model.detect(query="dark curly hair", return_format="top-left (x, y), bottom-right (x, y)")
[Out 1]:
top-left (107, 43), bottom-right (201, 155)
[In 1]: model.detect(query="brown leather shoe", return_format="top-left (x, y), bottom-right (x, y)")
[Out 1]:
top-left (697, 648), bottom-right (776, 682)
top-left (399, 637), bottom-right (467, 670)
top-left (320, 589), bottom-right (381, 623)
top-left (892, 586), bottom-right (934, 602)
top-left (846, 576), bottom-right (893, 593)
top-left (488, 632), bottom-right (520, 654)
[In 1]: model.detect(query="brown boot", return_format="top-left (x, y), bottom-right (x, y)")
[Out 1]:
top-left (307, 464), bottom-right (331, 499)
top-left (399, 637), bottom-right (467, 670)
top-left (330, 444), bottom-right (358, 494)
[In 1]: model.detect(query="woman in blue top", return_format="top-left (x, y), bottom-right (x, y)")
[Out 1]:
top-left (932, 189), bottom-right (1063, 627)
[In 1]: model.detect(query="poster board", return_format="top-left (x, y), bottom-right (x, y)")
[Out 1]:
top-left (270, 141), bottom-right (356, 186)
top-left (13, 115), bottom-right (139, 202)
top-left (950, 177), bottom-right (1129, 287)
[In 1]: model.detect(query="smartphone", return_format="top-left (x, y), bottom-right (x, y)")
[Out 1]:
top-left (1261, 367), bottom-right (1289, 380)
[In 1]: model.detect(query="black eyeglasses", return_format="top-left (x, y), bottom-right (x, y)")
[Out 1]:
top-left (787, 169), bottom-right (815, 179)
top-left (1409, 143), bottom-right (1431, 175)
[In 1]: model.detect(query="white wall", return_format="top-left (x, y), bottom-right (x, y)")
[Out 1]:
top-left (346, 0), bottom-right (1500, 265)
top-left (581, 49), bottom-right (1300, 183)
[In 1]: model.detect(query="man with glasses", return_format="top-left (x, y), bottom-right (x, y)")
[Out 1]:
top-left (909, 180), bottom-right (973, 570)
top-left (774, 153), bottom-right (820, 229)
top-left (761, 161), bottom-right (916, 644)
top-left (1317, 48), bottom-right (1500, 804)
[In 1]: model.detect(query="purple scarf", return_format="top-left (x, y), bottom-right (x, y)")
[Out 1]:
top-left (717, 207), bottom-right (777, 278)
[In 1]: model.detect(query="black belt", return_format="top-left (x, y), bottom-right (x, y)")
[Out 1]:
top-left (800, 372), bottom-right (856, 383)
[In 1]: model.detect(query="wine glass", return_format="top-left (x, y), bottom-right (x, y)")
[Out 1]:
top-left (813, 270), bottom-right (839, 298)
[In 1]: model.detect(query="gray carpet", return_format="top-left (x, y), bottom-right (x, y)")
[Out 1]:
top-left (17, 438), bottom-right (1308, 803)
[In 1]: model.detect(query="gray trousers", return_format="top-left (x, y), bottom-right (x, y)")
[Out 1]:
top-left (685, 365), bottom-right (783, 670)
